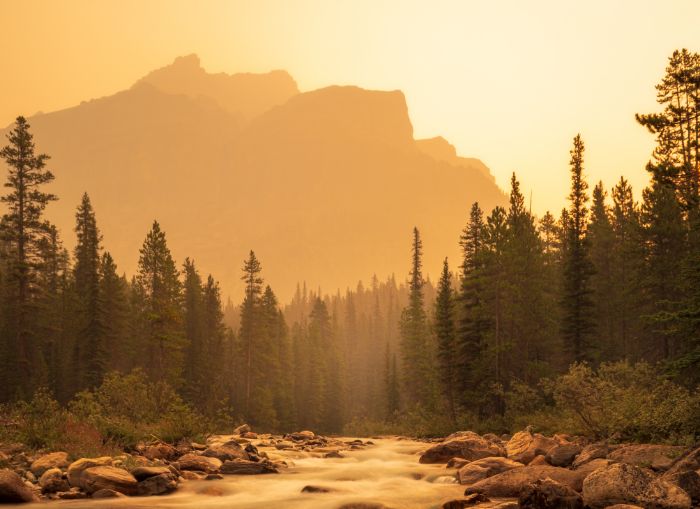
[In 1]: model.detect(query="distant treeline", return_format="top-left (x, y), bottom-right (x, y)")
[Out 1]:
top-left (0, 49), bottom-right (698, 438)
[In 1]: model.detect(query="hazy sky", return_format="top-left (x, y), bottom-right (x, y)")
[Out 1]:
top-left (2, 0), bottom-right (699, 214)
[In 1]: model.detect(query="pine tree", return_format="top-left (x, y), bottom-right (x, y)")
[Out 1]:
top-left (239, 250), bottom-right (263, 420)
top-left (182, 258), bottom-right (204, 407)
top-left (97, 252), bottom-right (129, 372)
top-left (399, 227), bottom-right (435, 409)
top-left (73, 193), bottom-right (103, 388)
top-left (434, 257), bottom-right (457, 423)
top-left (560, 135), bottom-right (596, 362)
top-left (0, 117), bottom-right (57, 396)
top-left (135, 221), bottom-right (183, 385)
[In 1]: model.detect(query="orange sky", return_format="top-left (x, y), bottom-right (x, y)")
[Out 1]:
top-left (1, 0), bottom-right (699, 214)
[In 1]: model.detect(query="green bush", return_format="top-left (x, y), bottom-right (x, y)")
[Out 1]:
top-left (14, 387), bottom-right (67, 449)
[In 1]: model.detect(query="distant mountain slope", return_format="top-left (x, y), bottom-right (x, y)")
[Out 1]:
top-left (0, 56), bottom-right (505, 300)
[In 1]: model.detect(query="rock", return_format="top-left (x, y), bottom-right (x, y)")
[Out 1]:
top-left (505, 430), bottom-right (557, 464)
top-left (24, 471), bottom-right (35, 483)
top-left (67, 456), bottom-right (112, 487)
top-left (664, 470), bottom-right (700, 504)
top-left (144, 442), bottom-right (178, 461)
top-left (665, 446), bottom-right (700, 476)
top-left (603, 505), bottom-right (644, 508)
top-left (220, 459), bottom-right (278, 475)
top-left (39, 468), bottom-right (69, 493)
top-left (137, 472), bottom-right (178, 496)
top-left (546, 443), bottom-right (582, 467)
top-left (457, 456), bottom-right (524, 485)
top-left (205, 473), bottom-right (223, 480)
top-left (301, 485), bottom-right (334, 493)
top-left (447, 457), bottom-right (470, 469)
top-left (56, 487), bottom-right (88, 499)
top-left (202, 444), bottom-right (249, 462)
top-left (608, 444), bottom-right (686, 472)
top-left (572, 443), bottom-right (609, 468)
top-left (93, 488), bottom-right (126, 498)
top-left (131, 466), bottom-right (172, 481)
top-left (337, 504), bottom-right (388, 509)
top-left (420, 432), bottom-right (505, 464)
top-left (582, 462), bottom-right (691, 509)
top-left (81, 466), bottom-right (138, 495)
top-left (178, 454), bottom-right (222, 473)
top-left (464, 465), bottom-right (589, 497)
top-left (234, 423), bottom-right (251, 435)
top-left (181, 470), bottom-right (205, 480)
top-left (442, 493), bottom-right (490, 508)
top-left (324, 451), bottom-right (344, 458)
top-left (573, 458), bottom-right (613, 478)
top-left (30, 451), bottom-right (70, 476)
top-left (289, 430), bottom-right (315, 441)
top-left (0, 468), bottom-right (37, 503)
top-left (518, 478), bottom-right (583, 508)
top-left (242, 432), bottom-right (258, 439)
top-left (530, 454), bottom-right (548, 465)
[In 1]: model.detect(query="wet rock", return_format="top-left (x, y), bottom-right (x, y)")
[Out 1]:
top-left (663, 470), bottom-right (700, 504)
top-left (137, 472), bottom-right (178, 496)
top-left (505, 430), bottom-right (557, 465)
top-left (178, 454), bottom-right (222, 473)
top-left (420, 431), bottom-right (505, 464)
top-left (205, 473), bottom-right (223, 480)
top-left (220, 459), bottom-right (278, 475)
top-left (442, 493), bottom-right (490, 508)
top-left (30, 451), bottom-right (70, 477)
top-left (325, 451), bottom-right (344, 458)
top-left (56, 487), bottom-right (87, 499)
top-left (67, 456), bottom-right (113, 487)
top-left (92, 488), bottom-right (125, 498)
top-left (608, 444), bottom-right (685, 472)
top-left (81, 466), bottom-right (138, 496)
top-left (181, 470), bottom-right (205, 480)
top-left (275, 441), bottom-right (296, 450)
top-left (242, 432), bottom-right (258, 439)
top-left (447, 457), bottom-right (470, 469)
top-left (144, 442), bottom-right (178, 461)
top-left (546, 443), bottom-right (581, 467)
top-left (464, 465), bottom-right (589, 497)
top-left (288, 430), bottom-right (316, 441)
top-left (572, 442), bottom-right (609, 468)
top-left (0, 468), bottom-right (37, 503)
top-left (603, 505), bottom-right (644, 509)
top-left (457, 456), bottom-right (524, 485)
top-left (302, 485), bottom-right (334, 493)
top-left (39, 468), bottom-right (69, 494)
top-left (234, 423), bottom-right (251, 435)
top-left (131, 466), bottom-right (171, 481)
top-left (338, 503), bottom-right (388, 509)
top-left (202, 444), bottom-right (249, 462)
top-left (582, 462), bottom-right (691, 509)
top-left (518, 477), bottom-right (583, 508)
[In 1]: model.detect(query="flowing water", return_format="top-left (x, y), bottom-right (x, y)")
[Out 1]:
top-left (24, 437), bottom-right (477, 509)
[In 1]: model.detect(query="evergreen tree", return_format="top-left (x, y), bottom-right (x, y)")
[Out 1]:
top-left (97, 252), bottom-right (129, 372)
top-left (434, 257), bottom-right (457, 422)
top-left (0, 117), bottom-right (57, 396)
top-left (182, 258), bottom-right (205, 406)
top-left (73, 193), bottom-right (103, 388)
top-left (135, 221), bottom-right (183, 385)
top-left (560, 135), bottom-right (596, 362)
top-left (239, 250), bottom-right (263, 420)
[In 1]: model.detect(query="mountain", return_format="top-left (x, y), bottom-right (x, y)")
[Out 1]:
top-left (0, 56), bottom-right (505, 301)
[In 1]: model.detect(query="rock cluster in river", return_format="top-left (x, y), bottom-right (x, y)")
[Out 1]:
top-left (0, 425), bottom-right (368, 504)
top-left (430, 428), bottom-right (698, 509)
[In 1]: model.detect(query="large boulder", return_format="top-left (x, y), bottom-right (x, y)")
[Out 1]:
top-left (67, 456), bottom-right (112, 487)
top-left (220, 459), bottom-right (278, 475)
top-left (143, 442), bottom-right (178, 461)
top-left (178, 454), bottom-right (222, 473)
top-left (608, 445), bottom-right (686, 472)
top-left (665, 446), bottom-right (700, 476)
top-left (518, 478), bottom-right (583, 508)
top-left (664, 470), bottom-right (700, 505)
top-left (39, 467), bottom-right (70, 493)
top-left (0, 469), bottom-right (37, 503)
top-left (572, 443), bottom-right (609, 468)
top-left (30, 451), bottom-right (70, 476)
top-left (546, 443), bottom-right (581, 467)
top-left (81, 466), bottom-right (138, 495)
top-left (202, 444), bottom-right (249, 462)
top-left (582, 462), bottom-right (691, 509)
top-left (420, 432), bottom-right (505, 464)
top-left (130, 466), bottom-right (172, 481)
top-left (464, 465), bottom-right (589, 497)
top-left (457, 457), bottom-right (524, 485)
top-left (136, 472), bottom-right (178, 496)
top-left (505, 430), bottom-right (557, 465)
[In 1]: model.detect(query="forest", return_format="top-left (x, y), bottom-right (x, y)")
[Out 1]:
top-left (0, 49), bottom-right (699, 452)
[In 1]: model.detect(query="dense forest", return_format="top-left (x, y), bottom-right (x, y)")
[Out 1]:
top-left (0, 49), bottom-right (698, 445)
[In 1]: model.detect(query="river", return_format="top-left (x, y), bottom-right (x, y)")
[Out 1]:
top-left (23, 437), bottom-right (486, 508)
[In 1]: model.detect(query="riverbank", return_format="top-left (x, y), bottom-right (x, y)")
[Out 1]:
top-left (1, 427), bottom-right (699, 508)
